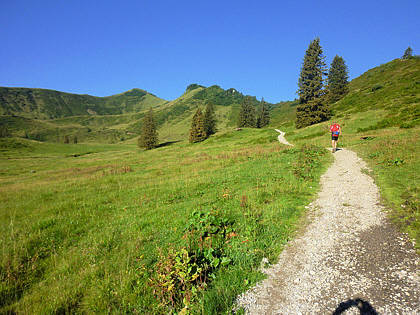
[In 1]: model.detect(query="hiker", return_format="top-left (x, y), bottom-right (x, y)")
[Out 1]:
top-left (329, 122), bottom-right (341, 153)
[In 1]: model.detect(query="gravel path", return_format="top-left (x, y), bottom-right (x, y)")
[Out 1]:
top-left (236, 148), bottom-right (419, 314)
top-left (275, 129), bottom-right (293, 146)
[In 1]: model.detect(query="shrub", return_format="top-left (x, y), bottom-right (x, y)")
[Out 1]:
top-left (371, 84), bottom-right (383, 92)
top-left (292, 144), bottom-right (326, 180)
top-left (150, 210), bottom-right (234, 312)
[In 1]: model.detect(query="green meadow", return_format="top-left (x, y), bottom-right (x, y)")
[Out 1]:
top-left (0, 129), bottom-right (331, 313)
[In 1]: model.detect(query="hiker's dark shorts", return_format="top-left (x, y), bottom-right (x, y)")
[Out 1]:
top-left (332, 135), bottom-right (339, 141)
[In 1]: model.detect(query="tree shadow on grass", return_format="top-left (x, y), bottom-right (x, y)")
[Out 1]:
top-left (333, 298), bottom-right (378, 315)
top-left (156, 140), bottom-right (181, 148)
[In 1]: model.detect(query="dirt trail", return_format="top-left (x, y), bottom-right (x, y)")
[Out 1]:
top-left (237, 148), bottom-right (419, 314)
top-left (275, 129), bottom-right (293, 146)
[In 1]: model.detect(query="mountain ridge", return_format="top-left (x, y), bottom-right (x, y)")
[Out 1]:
top-left (0, 84), bottom-right (269, 143)
top-left (0, 86), bottom-right (166, 119)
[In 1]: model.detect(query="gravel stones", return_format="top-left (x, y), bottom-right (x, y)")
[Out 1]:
top-left (236, 149), bottom-right (419, 314)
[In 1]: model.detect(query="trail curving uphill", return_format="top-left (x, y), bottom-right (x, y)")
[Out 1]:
top-left (275, 129), bottom-right (293, 146)
top-left (237, 148), bottom-right (419, 314)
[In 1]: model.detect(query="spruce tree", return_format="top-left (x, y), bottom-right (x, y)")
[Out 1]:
top-left (203, 102), bottom-right (217, 137)
top-left (297, 38), bottom-right (327, 104)
top-left (189, 108), bottom-right (207, 143)
top-left (238, 97), bottom-right (256, 128)
top-left (402, 46), bottom-right (413, 59)
top-left (138, 108), bottom-right (158, 150)
top-left (256, 98), bottom-right (270, 128)
top-left (327, 55), bottom-right (349, 103)
top-left (296, 38), bottom-right (330, 128)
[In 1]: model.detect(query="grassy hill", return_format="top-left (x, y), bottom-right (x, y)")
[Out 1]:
top-left (333, 57), bottom-right (419, 129)
top-left (1, 84), bottom-right (268, 143)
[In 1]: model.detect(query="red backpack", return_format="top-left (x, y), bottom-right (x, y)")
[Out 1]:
top-left (330, 123), bottom-right (340, 135)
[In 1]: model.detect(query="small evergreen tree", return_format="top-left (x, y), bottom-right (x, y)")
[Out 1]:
top-left (138, 108), bottom-right (158, 150)
top-left (296, 38), bottom-right (330, 128)
top-left (203, 102), bottom-right (217, 137)
top-left (189, 108), bottom-right (207, 143)
top-left (238, 97), bottom-right (256, 128)
top-left (256, 98), bottom-right (270, 128)
top-left (327, 55), bottom-right (349, 103)
top-left (402, 46), bottom-right (413, 59)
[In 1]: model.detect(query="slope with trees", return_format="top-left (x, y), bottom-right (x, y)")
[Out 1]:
top-left (0, 84), bottom-right (270, 144)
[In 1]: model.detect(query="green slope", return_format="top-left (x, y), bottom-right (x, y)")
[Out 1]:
top-left (0, 87), bottom-right (166, 119)
top-left (333, 57), bottom-right (420, 128)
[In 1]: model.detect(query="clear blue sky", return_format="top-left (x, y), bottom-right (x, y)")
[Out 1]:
top-left (1, 0), bottom-right (419, 103)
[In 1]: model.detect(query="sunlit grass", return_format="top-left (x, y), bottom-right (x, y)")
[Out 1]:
top-left (0, 129), bottom-right (331, 313)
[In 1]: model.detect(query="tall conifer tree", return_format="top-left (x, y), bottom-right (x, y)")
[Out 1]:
top-left (296, 38), bottom-right (330, 128)
top-left (203, 102), bottom-right (217, 137)
top-left (138, 108), bottom-right (158, 149)
top-left (238, 97), bottom-right (256, 128)
top-left (297, 38), bottom-right (326, 104)
top-left (256, 98), bottom-right (270, 128)
top-left (327, 55), bottom-right (349, 103)
top-left (189, 108), bottom-right (207, 143)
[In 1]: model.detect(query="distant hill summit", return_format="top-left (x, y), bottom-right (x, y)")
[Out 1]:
top-left (0, 87), bottom-right (166, 119)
